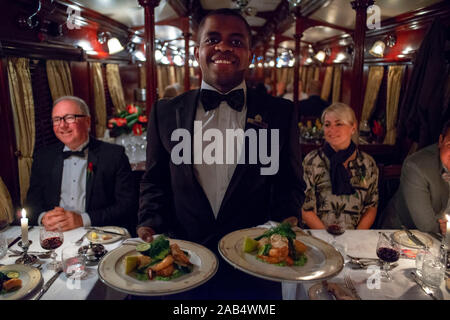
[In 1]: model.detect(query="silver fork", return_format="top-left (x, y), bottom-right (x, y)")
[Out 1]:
top-left (344, 275), bottom-right (361, 300)
top-left (74, 231), bottom-right (89, 246)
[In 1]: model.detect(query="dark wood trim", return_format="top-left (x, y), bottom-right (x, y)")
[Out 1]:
top-left (85, 57), bottom-right (130, 65)
top-left (0, 58), bottom-right (20, 207)
top-left (0, 40), bottom-right (85, 61)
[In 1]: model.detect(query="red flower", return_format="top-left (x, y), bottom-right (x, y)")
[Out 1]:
top-left (372, 120), bottom-right (384, 137)
top-left (132, 123), bottom-right (143, 136)
top-left (116, 118), bottom-right (127, 127)
top-left (87, 162), bottom-right (94, 177)
top-left (138, 115), bottom-right (148, 123)
top-left (127, 104), bottom-right (138, 114)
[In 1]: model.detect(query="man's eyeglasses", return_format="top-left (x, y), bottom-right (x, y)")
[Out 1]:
top-left (51, 114), bottom-right (87, 126)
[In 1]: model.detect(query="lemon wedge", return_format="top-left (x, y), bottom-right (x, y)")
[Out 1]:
top-left (243, 236), bottom-right (259, 253)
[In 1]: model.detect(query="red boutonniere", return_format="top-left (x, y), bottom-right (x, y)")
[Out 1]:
top-left (87, 162), bottom-right (94, 179)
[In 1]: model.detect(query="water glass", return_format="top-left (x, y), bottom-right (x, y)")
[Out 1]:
top-left (422, 255), bottom-right (445, 288)
top-left (415, 249), bottom-right (429, 277)
top-left (0, 234), bottom-right (7, 259)
top-left (62, 246), bottom-right (86, 278)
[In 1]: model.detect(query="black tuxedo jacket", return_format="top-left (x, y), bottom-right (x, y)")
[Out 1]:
top-left (25, 137), bottom-right (138, 229)
top-left (138, 87), bottom-right (305, 248)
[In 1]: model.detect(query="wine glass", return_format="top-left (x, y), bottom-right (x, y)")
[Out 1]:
top-left (376, 233), bottom-right (400, 282)
top-left (40, 227), bottom-right (64, 270)
top-left (325, 216), bottom-right (346, 246)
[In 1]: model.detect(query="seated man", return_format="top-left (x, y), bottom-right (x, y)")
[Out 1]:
top-left (299, 80), bottom-right (329, 121)
top-left (25, 96), bottom-right (138, 232)
top-left (382, 120), bottom-right (450, 235)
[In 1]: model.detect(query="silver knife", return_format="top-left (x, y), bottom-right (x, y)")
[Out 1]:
top-left (402, 226), bottom-right (427, 248)
top-left (34, 269), bottom-right (63, 300)
top-left (85, 227), bottom-right (124, 236)
top-left (410, 272), bottom-right (438, 300)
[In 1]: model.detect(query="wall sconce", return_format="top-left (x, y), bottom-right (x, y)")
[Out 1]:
top-left (314, 48), bottom-right (330, 63)
top-left (369, 34), bottom-right (396, 57)
top-left (98, 31), bottom-right (124, 54)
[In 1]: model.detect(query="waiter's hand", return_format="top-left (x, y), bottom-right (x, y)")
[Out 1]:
top-left (438, 218), bottom-right (447, 235)
top-left (42, 207), bottom-right (83, 231)
top-left (137, 226), bottom-right (156, 242)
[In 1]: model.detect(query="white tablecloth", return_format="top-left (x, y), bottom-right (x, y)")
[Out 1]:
top-left (0, 226), bottom-right (127, 300)
top-left (282, 229), bottom-right (449, 300)
top-left (1, 227), bottom-right (448, 300)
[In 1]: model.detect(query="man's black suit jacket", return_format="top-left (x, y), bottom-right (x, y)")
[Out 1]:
top-left (138, 87), bottom-right (305, 248)
top-left (25, 137), bottom-right (138, 229)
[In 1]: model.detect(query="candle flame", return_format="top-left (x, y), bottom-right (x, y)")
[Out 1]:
top-left (21, 208), bottom-right (26, 219)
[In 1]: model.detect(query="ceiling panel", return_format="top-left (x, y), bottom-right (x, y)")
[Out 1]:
top-left (245, 16), bottom-right (266, 27)
top-left (155, 25), bottom-right (183, 41)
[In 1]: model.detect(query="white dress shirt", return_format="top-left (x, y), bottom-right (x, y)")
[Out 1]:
top-left (38, 138), bottom-right (91, 226)
top-left (193, 80), bottom-right (247, 218)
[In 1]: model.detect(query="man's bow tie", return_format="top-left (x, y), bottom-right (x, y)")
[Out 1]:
top-left (200, 89), bottom-right (244, 112)
top-left (62, 145), bottom-right (88, 159)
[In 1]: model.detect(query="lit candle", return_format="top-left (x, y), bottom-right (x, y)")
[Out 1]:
top-left (20, 209), bottom-right (28, 246)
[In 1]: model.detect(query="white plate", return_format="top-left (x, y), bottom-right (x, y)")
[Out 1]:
top-left (98, 239), bottom-right (218, 296)
top-left (392, 230), bottom-right (433, 249)
top-left (0, 264), bottom-right (42, 300)
top-left (86, 226), bottom-right (129, 244)
top-left (218, 228), bottom-right (344, 283)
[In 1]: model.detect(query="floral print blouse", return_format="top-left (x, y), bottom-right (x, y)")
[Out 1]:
top-left (302, 147), bottom-right (379, 229)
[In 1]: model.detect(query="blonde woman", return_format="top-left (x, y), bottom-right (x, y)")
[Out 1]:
top-left (301, 103), bottom-right (379, 229)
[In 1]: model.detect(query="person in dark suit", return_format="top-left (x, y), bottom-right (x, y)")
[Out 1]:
top-left (299, 80), bottom-right (329, 121)
top-left (25, 96), bottom-right (138, 232)
top-left (137, 9), bottom-right (305, 299)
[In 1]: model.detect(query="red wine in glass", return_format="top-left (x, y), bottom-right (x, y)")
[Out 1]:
top-left (376, 247), bottom-right (400, 263)
top-left (41, 237), bottom-right (63, 250)
top-left (327, 224), bottom-right (345, 236)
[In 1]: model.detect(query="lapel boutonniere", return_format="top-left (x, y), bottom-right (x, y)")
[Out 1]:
top-left (87, 162), bottom-right (94, 179)
top-left (247, 114), bottom-right (268, 129)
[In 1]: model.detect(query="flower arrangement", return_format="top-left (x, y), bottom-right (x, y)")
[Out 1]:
top-left (107, 104), bottom-right (148, 137)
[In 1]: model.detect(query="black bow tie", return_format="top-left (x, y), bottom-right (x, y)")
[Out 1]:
top-left (62, 145), bottom-right (88, 159)
top-left (200, 89), bottom-right (244, 112)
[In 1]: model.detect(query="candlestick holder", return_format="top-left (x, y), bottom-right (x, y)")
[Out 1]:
top-left (15, 240), bottom-right (37, 265)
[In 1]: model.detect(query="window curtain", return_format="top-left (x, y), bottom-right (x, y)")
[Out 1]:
top-left (0, 177), bottom-right (14, 224)
top-left (361, 66), bottom-right (384, 123)
top-left (7, 57), bottom-right (35, 204)
top-left (332, 65), bottom-right (342, 103)
top-left (90, 62), bottom-right (107, 138)
top-left (321, 66), bottom-right (333, 101)
top-left (106, 64), bottom-right (126, 114)
top-left (384, 65), bottom-right (405, 145)
top-left (306, 67), bottom-right (315, 93)
top-left (313, 67), bottom-right (320, 81)
top-left (46, 60), bottom-right (73, 101)
top-left (301, 67), bottom-right (307, 86)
